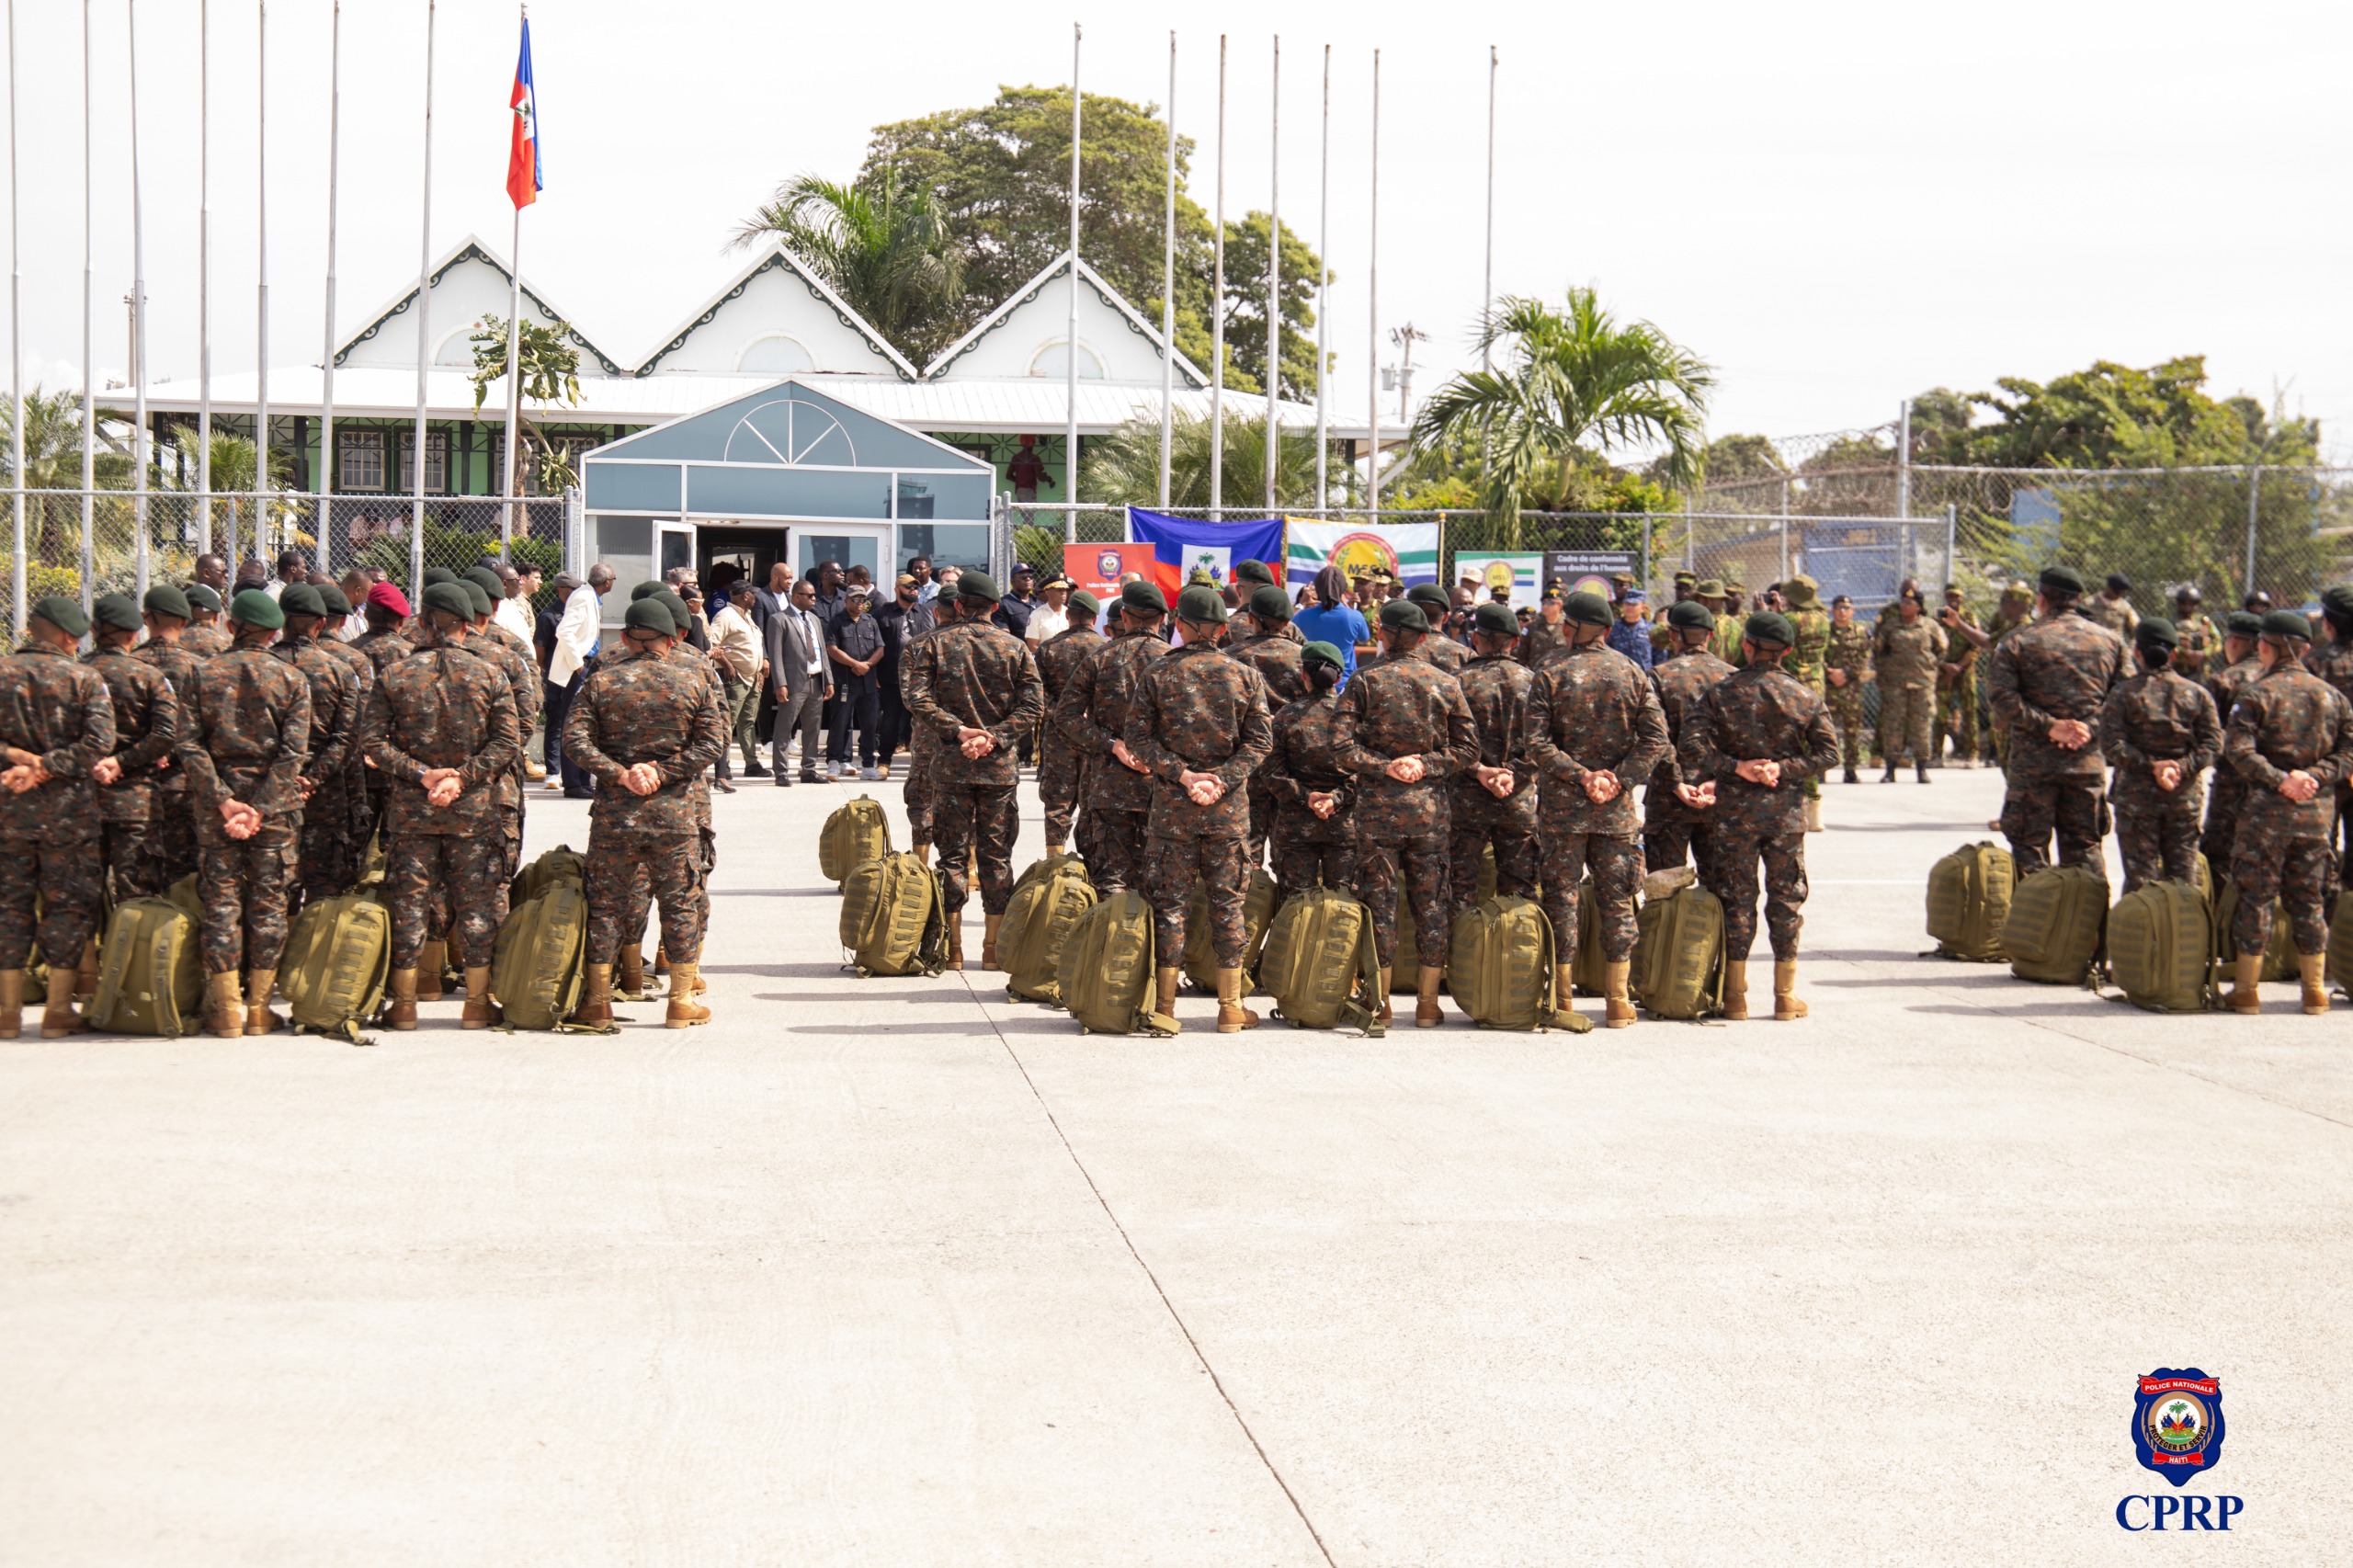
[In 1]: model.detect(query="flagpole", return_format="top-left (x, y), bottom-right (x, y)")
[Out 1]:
top-left (501, 6), bottom-right (525, 559)
top-left (255, 0), bottom-right (268, 565)
top-left (130, 0), bottom-right (148, 596)
top-left (1063, 21), bottom-right (1079, 546)
top-left (198, 0), bottom-right (210, 558)
top-left (1366, 48), bottom-right (1380, 522)
top-left (1264, 35), bottom-right (1279, 514)
top-left (1482, 43), bottom-right (1495, 372)
top-left (1156, 28), bottom-right (1172, 510)
top-left (80, 0), bottom-right (93, 617)
top-left (1210, 33), bottom-right (1224, 517)
top-left (1313, 44), bottom-right (1328, 512)
top-left (316, 0), bottom-right (338, 575)
top-left (6, 0), bottom-right (20, 633)
top-left (410, 0), bottom-right (435, 597)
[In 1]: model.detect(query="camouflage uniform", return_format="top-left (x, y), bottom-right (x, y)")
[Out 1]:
top-left (316, 636), bottom-right (379, 861)
top-left (351, 627), bottom-right (416, 843)
top-left (563, 644), bottom-right (725, 966)
top-left (898, 610), bottom-right (948, 846)
top-left (1644, 643), bottom-right (1736, 882)
top-left (2306, 635), bottom-right (2353, 881)
top-left (1982, 610), bottom-right (2034, 769)
top-left (1988, 609), bottom-right (2131, 875)
top-left (1127, 642), bottom-right (1273, 968)
top-left (85, 645), bottom-right (182, 903)
top-left (131, 637), bottom-right (208, 890)
top-left (2083, 594), bottom-right (2139, 640)
top-left (1054, 628), bottom-right (1167, 892)
top-left (471, 624), bottom-right (544, 883)
top-left (176, 641), bottom-right (312, 974)
top-left (1263, 687), bottom-right (1358, 903)
top-left (1823, 620), bottom-right (1873, 773)
top-left (2172, 613), bottom-right (2224, 682)
top-left (1681, 665), bottom-right (1841, 962)
top-left (0, 642), bottom-right (115, 972)
top-left (2098, 666), bottom-right (2221, 892)
top-left (1522, 640), bottom-right (1669, 964)
top-left (1449, 652), bottom-right (1540, 921)
top-left (2222, 662), bottom-right (2353, 956)
top-left (1708, 607), bottom-right (1749, 670)
top-left (1872, 613), bottom-right (1947, 767)
top-left (1228, 623), bottom-right (1310, 867)
top-left (2200, 654), bottom-right (2265, 869)
top-left (1936, 606), bottom-right (1983, 762)
top-left (183, 621), bottom-right (234, 658)
top-left (273, 638), bottom-right (363, 903)
top-left (1518, 615), bottom-right (1571, 671)
top-left (1331, 644), bottom-right (1480, 969)
top-left (904, 616), bottom-right (1044, 920)
top-left (1034, 620), bottom-right (1107, 851)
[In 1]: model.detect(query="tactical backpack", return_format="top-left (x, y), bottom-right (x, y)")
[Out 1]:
top-left (2328, 889), bottom-right (2353, 994)
top-left (1183, 869), bottom-right (1279, 994)
top-left (87, 880), bottom-right (206, 1037)
top-left (1570, 877), bottom-right (1609, 999)
top-left (838, 851), bottom-right (946, 977)
top-left (491, 882), bottom-right (593, 1029)
top-left (2106, 880), bottom-right (2216, 1013)
top-left (999, 853), bottom-right (1097, 1006)
top-left (509, 843), bottom-right (586, 907)
top-left (1926, 841), bottom-right (2014, 961)
top-left (2003, 864), bottom-right (2109, 985)
top-left (1390, 847), bottom-right (1497, 991)
top-left (1448, 895), bottom-right (1586, 1031)
top-left (1058, 889), bottom-right (1176, 1035)
top-left (819, 795), bottom-right (893, 884)
top-left (278, 888), bottom-right (393, 1041)
top-left (1630, 882), bottom-right (1726, 1020)
top-left (1257, 887), bottom-right (1382, 1032)
top-left (2211, 879), bottom-right (2298, 982)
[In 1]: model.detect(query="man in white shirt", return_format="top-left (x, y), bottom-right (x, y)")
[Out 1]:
top-left (710, 579), bottom-right (768, 778)
top-left (1025, 574), bottom-right (1074, 650)
top-left (494, 562), bottom-right (537, 644)
top-left (546, 562), bottom-right (613, 796)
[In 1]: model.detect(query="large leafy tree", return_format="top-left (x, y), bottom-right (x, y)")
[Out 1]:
top-left (1925, 357), bottom-right (2314, 469)
top-left (1217, 212), bottom-right (1324, 401)
top-left (731, 170), bottom-right (966, 363)
top-left (2, 386), bottom-right (134, 569)
top-left (1079, 409), bottom-right (1326, 509)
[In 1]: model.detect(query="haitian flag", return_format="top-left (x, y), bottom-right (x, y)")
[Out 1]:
top-left (1124, 508), bottom-right (1286, 603)
top-left (506, 17), bottom-right (543, 210)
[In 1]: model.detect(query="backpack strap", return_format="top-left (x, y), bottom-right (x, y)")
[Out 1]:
top-left (1336, 896), bottom-right (1383, 1036)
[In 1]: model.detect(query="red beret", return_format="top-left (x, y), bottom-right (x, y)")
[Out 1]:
top-left (366, 582), bottom-right (412, 617)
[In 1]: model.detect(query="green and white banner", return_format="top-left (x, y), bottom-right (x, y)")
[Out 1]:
top-left (1283, 519), bottom-right (1442, 589)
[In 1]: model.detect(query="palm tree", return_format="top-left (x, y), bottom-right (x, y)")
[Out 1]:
top-left (1080, 409), bottom-right (1330, 510)
top-left (733, 170), bottom-right (965, 362)
top-left (0, 386), bottom-right (133, 569)
top-left (1412, 288), bottom-right (1712, 546)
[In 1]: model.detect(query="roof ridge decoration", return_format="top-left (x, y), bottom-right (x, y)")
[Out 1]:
top-left (920, 252), bottom-right (1209, 388)
top-left (629, 244), bottom-right (921, 381)
top-left (587, 376), bottom-right (993, 472)
top-left (334, 234), bottom-right (627, 376)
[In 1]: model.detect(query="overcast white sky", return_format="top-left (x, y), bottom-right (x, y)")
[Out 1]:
top-left (13, 0), bottom-right (2350, 458)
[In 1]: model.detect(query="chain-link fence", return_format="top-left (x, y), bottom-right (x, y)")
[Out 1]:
top-left (0, 489), bottom-right (576, 631)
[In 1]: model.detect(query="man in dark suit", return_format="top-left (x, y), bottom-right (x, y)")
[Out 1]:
top-left (751, 562), bottom-right (793, 749)
top-left (872, 573), bottom-right (932, 780)
top-left (764, 574), bottom-right (834, 785)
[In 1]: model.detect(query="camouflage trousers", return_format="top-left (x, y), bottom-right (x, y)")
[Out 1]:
top-left (1826, 687), bottom-right (1867, 771)
top-left (1705, 825), bottom-right (1809, 963)
top-left (1358, 828), bottom-right (1452, 970)
top-left (1878, 683), bottom-right (1935, 767)
top-left (1449, 793), bottom-right (1538, 925)
top-left (934, 779), bottom-right (1019, 918)
top-left (903, 747), bottom-right (938, 845)
top-left (2230, 831), bottom-right (2334, 958)
top-left (298, 819), bottom-right (358, 906)
top-left (1643, 802), bottom-right (1716, 888)
top-left (1246, 786), bottom-right (1276, 872)
top-left (142, 790), bottom-right (199, 892)
top-left (97, 818), bottom-right (153, 905)
top-left (1937, 679), bottom-right (1979, 761)
top-left (0, 834), bottom-right (102, 971)
top-left (1270, 802), bottom-right (1358, 907)
top-left (196, 821), bottom-right (301, 974)
top-left (585, 830), bottom-right (707, 967)
top-left (1147, 832), bottom-right (1251, 969)
top-left (386, 833), bottom-right (508, 971)
top-left (1038, 733), bottom-right (1086, 850)
top-left (2115, 793), bottom-right (2202, 895)
top-left (1538, 831), bottom-right (1643, 964)
top-left (1076, 802), bottom-right (1150, 893)
top-left (2200, 769), bottom-right (2248, 872)
top-left (2000, 770), bottom-right (2108, 877)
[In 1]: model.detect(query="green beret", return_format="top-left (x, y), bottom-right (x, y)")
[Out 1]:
top-left (1248, 585), bottom-right (1292, 623)
top-left (183, 584), bottom-right (222, 613)
top-left (1694, 578), bottom-right (1724, 598)
top-left (1743, 610), bottom-right (1795, 649)
top-left (2260, 609), bottom-right (2312, 642)
top-left (460, 579), bottom-right (493, 618)
top-left (631, 580), bottom-right (663, 601)
top-left (419, 583), bottom-right (474, 619)
top-left (1667, 599), bottom-right (1716, 631)
top-left (1563, 590), bottom-right (1612, 628)
top-left (624, 599), bottom-right (677, 636)
top-left (1472, 602), bottom-right (1519, 638)
top-left (92, 593), bottom-right (141, 632)
top-left (463, 565), bottom-right (507, 601)
top-left (2039, 565), bottom-right (2088, 597)
top-left (1176, 585), bottom-right (1228, 624)
top-left (654, 589), bottom-right (692, 634)
top-left (142, 584), bottom-right (192, 620)
top-left (958, 571), bottom-right (999, 606)
top-left (422, 567), bottom-right (456, 588)
top-left (315, 584), bottom-right (352, 617)
top-left (1067, 590), bottom-right (1099, 619)
top-left (228, 588), bottom-right (284, 631)
top-left (1378, 599), bottom-right (1428, 633)
top-left (30, 595), bottom-right (89, 637)
top-left (1233, 559), bottom-right (1275, 587)
top-left (278, 583), bottom-right (326, 619)
top-left (1301, 640), bottom-right (1344, 670)
top-left (1120, 580), bottom-right (1166, 616)
top-left (2320, 585), bottom-right (2353, 617)
top-left (1407, 584), bottom-right (1450, 612)
top-left (2135, 615), bottom-right (2178, 650)
top-left (2225, 610), bottom-right (2263, 636)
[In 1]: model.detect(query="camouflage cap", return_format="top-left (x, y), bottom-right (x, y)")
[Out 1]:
top-left (2002, 579), bottom-right (2033, 600)
top-left (1694, 578), bottom-right (1724, 598)
top-left (1672, 570), bottom-right (1698, 586)
top-left (142, 584), bottom-right (192, 619)
top-left (92, 593), bottom-right (142, 632)
top-left (229, 588), bottom-right (284, 631)
top-left (1176, 584), bottom-right (1228, 624)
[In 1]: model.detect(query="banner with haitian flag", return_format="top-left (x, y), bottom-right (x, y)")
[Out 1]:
top-left (1123, 508), bottom-right (1287, 603)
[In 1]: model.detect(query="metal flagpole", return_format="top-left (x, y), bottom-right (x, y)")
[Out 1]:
top-left (410, 0), bottom-right (435, 596)
top-left (316, 0), bottom-right (338, 574)
top-left (255, 0), bottom-right (267, 567)
top-left (1366, 49), bottom-right (1380, 520)
top-left (198, 0), bottom-right (210, 557)
top-left (501, 4), bottom-right (525, 559)
top-left (80, 0), bottom-right (93, 617)
top-left (130, 0), bottom-right (148, 596)
top-left (1482, 45), bottom-right (1495, 371)
top-left (1210, 33), bottom-right (1224, 517)
top-left (1156, 29), bottom-right (1172, 509)
top-left (1063, 21), bottom-right (1078, 545)
top-left (1264, 36), bottom-right (1279, 513)
top-left (1313, 44), bottom-right (1327, 511)
top-left (5, 0), bottom-right (17, 633)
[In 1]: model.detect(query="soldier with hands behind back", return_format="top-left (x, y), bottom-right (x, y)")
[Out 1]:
top-left (0, 597), bottom-right (115, 1038)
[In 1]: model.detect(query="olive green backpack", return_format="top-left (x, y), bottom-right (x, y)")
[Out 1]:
top-left (2211, 879), bottom-right (2298, 982)
top-left (1182, 869), bottom-right (1278, 994)
top-left (1570, 877), bottom-right (1609, 999)
top-left (87, 880), bottom-right (206, 1037)
top-left (1257, 887), bottom-right (1382, 1032)
top-left (1389, 847), bottom-right (1497, 992)
top-left (1000, 853), bottom-right (1097, 1005)
top-left (1448, 895), bottom-right (1588, 1032)
top-left (491, 882), bottom-right (593, 1029)
top-left (278, 889), bottom-right (392, 1042)
top-left (1926, 841), bottom-right (2014, 961)
top-left (2003, 865), bottom-right (2109, 985)
top-left (1058, 889), bottom-right (1176, 1035)
top-left (819, 795), bottom-right (894, 884)
top-left (1630, 883), bottom-right (1726, 1020)
top-left (510, 844), bottom-right (585, 907)
top-left (2106, 880), bottom-right (2215, 1013)
top-left (2328, 889), bottom-right (2353, 994)
top-left (839, 851), bottom-right (946, 977)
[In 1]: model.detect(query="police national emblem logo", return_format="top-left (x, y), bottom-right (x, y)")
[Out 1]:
top-left (2132, 1369), bottom-right (2224, 1485)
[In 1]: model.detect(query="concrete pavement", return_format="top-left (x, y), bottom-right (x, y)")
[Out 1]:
top-left (3, 766), bottom-right (2347, 1564)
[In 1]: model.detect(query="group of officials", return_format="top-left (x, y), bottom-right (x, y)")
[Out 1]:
top-left (0, 562), bottom-right (729, 1040)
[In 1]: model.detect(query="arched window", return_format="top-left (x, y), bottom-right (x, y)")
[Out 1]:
top-left (435, 325), bottom-right (482, 368)
top-left (737, 335), bottom-right (816, 375)
top-left (1029, 340), bottom-right (1106, 381)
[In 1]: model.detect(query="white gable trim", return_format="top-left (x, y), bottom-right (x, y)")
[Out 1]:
top-left (629, 244), bottom-right (920, 381)
top-left (334, 233), bottom-right (625, 376)
top-left (922, 252), bottom-right (1208, 388)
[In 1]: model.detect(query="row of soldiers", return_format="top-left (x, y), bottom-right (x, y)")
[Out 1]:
top-left (896, 562), bottom-right (1843, 1032)
top-left (0, 563), bottom-right (727, 1039)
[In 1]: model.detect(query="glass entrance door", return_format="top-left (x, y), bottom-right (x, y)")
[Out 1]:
top-left (789, 525), bottom-right (890, 587)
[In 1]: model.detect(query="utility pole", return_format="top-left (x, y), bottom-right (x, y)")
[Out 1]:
top-left (1387, 322), bottom-right (1429, 426)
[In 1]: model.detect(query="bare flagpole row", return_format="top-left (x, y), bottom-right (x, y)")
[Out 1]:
top-left (1064, 22), bottom-right (1079, 543)
top-left (410, 0), bottom-right (435, 596)
top-left (129, 0), bottom-right (148, 596)
top-left (1156, 29), bottom-right (1173, 510)
top-left (317, 0), bottom-right (339, 574)
top-left (1263, 36), bottom-right (1279, 514)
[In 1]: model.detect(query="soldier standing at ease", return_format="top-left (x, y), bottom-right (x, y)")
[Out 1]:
top-left (310, 585), bottom-right (378, 873)
top-left (1332, 599), bottom-right (1478, 1028)
top-left (1987, 566), bottom-right (2131, 876)
top-left (2171, 585), bottom-right (2223, 682)
top-left (1934, 585), bottom-right (1983, 767)
top-left (1128, 585), bottom-right (1273, 1030)
top-left (0, 597), bottom-right (114, 1037)
top-left (132, 586), bottom-right (206, 890)
top-left (1645, 599), bottom-right (1735, 883)
top-left (2305, 585), bottom-right (2353, 890)
top-left (1708, 577), bottom-right (1750, 668)
top-left (1054, 581), bottom-right (1169, 893)
top-left (560, 598), bottom-right (726, 1028)
top-left (176, 590), bottom-right (312, 1038)
top-left (1227, 585), bottom-right (1310, 869)
top-left (1823, 595), bottom-right (1873, 783)
top-left (2200, 611), bottom-right (2266, 872)
top-left (1520, 588), bottom-right (1572, 669)
top-left (1396, 585), bottom-right (1470, 676)
top-left (2097, 618), bottom-right (2221, 894)
top-left (1263, 641), bottom-right (1357, 905)
top-left (1033, 589), bottom-right (1105, 856)
top-left (182, 585), bottom-right (233, 656)
top-left (1681, 612), bottom-right (1840, 1020)
top-left (84, 594), bottom-right (181, 914)
top-left (1872, 585), bottom-right (1946, 782)
top-left (1522, 591), bottom-right (1668, 1029)
top-left (2221, 609), bottom-right (2353, 1016)
top-left (273, 585), bottom-right (362, 908)
top-left (899, 592), bottom-right (955, 862)
top-left (903, 572), bottom-right (1044, 971)
top-left (1449, 602), bottom-right (1540, 926)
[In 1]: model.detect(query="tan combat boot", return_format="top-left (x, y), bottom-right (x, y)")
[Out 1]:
top-left (1803, 796), bottom-right (1824, 834)
top-left (565, 963), bottom-right (614, 1028)
top-left (943, 921), bottom-right (964, 971)
top-left (74, 938), bottom-right (100, 1001)
top-left (981, 915), bottom-right (1004, 971)
top-left (1374, 968), bottom-right (1393, 1028)
top-left (415, 940), bottom-right (447, 1000)
top-left (1216, 967), bottom-right (1259, 1032)
top-left (1154, 965), bottom-right (1181, 1019)
top-left (1774, 960), bottom-right (1808, 1020)
top-left (383, 968), bottom-right (419, 1030)
top-left (2300, 954), bottom-right (2329, 1017)
top-left (654, 944), bottom-right (670, 976)
top-left (1415, 965), bottom-right (1445, 1028)
top-left (616, 948), bottom-right (646, 998)
top-left (1603, 960), bottom-right (1636, 1028)
top-left (40, 974), bottom-right (85, 1038)
top-left (1721, 961), bottom-right (1749, 1021)
top-left (665, 961), bottom-right (710, 1028)
top-left (244, 970), bottom-right (283, 1036)
top-left (206, 969), bottom-right (244, 1039)
top-left (0, 968), bottom-right (22, 1038)
top-left (2227, 955), bottom-right (2263, 1015)
top-left (1554, 964), bottom-right (1579, 1025)
top-left (461, 966), bottom-right (502, 1029)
